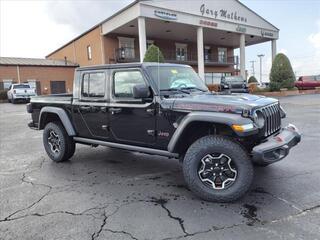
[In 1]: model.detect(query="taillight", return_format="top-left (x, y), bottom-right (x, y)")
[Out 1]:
top-left (13, 90), bottom-right (16, 94)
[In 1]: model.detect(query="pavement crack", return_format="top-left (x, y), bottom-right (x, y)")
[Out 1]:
top-left (0, 187), bottom-right (52, 223)
top-left (253, 187), bottom-right (303, 211)
top-left (104, 229), bottom-right (139, 240)
top-left (149, 197), bottom-right (188, 236)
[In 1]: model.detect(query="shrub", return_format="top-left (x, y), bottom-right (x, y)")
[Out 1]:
top-left (248, 76), bottom-right (258, 84)
top-left (269, 53), bottom-right (295, 91)
top-left (143, 44), bottom-right (165, 63)
top-left (0, 90), bottom-right (8, 100)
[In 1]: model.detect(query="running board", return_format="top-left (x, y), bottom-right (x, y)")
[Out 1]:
top-left (73, 137), bottom-right (179, 158)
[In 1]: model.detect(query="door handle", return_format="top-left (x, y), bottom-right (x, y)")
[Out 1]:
top-left (109, 108), bottom-right (122, 114)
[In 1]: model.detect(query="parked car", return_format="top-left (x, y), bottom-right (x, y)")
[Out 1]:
top-left (295, 75), bottom-right (320, 90)
top-left (220, 76), bottom-right (249, 93)
top-left (7, 84), bottom-right (37, 103)
top-left (26, 63), bottom-right (301, 202)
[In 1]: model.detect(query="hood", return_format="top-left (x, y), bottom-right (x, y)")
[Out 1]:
top-left (168, 93), bottom-right (278, 114)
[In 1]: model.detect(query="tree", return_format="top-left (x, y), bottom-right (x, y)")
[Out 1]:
top-left (248, 76), bottom-right (258, 84)
top-left (143, 44), bottom-right (165, 63)
top-left (269, 53), bottom-right (295, 91)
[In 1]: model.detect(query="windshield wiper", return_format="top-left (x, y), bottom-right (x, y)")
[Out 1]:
top-left (180, 87), bottom-right (207, 92)
top-left (160, 88), bottom-right (191, 94)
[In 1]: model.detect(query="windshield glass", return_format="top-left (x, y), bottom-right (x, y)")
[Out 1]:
top-left (13, 84), bottom-right (30, 89)
top-left (147, 66), bottom-right (208, 93)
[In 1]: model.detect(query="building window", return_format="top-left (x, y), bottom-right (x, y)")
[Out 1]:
top-left (3, 79), bottom-right (13, 90)
top-left (218, 48), bottom-right (227, 63)
top-left (118, 37), bottom-right (135, 59)
top-left (27, 79), bottom-right (37, 89)
top-left (204, 46), bottom-right (211, 61)
top-left (113, 70), bottom-right (146, 98)
top-left (205, 73), bottom-right (231, 85)
top-left (175, 43), bottom-right (188, 61)
top-left (81, 72), bottom-right (105, 98)
top-left (87, 45), bottom-right (92, 60)
top-left (147, 40), bottom-right (154, 49)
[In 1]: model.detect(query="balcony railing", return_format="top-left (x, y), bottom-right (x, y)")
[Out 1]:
top-left (115, 47), bottom-right (239, 66)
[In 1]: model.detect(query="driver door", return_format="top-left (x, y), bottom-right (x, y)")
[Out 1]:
top-left (108, 68), bottom-right (156, 147)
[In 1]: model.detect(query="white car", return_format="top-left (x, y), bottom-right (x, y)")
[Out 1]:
top-left (7, 84), bottom-right (37, 103)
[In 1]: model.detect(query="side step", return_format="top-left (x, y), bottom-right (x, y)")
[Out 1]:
top-left (73, 137), bottom-right (179, 158)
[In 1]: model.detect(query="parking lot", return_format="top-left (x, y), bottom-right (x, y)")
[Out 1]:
top-left (0, 94), bottom-right (319, 240)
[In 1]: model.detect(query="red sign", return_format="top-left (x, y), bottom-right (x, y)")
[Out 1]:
top-left (199, 19), bottom-right (218, 28)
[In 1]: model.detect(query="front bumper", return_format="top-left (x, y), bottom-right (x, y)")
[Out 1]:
top-left (252, 124), bottom-right (301, 165)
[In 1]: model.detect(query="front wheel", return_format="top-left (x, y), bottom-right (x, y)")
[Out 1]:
top-left (183, 136), bottom-right (253, 202)
top-left (43, 122), bottom-right (75, 162)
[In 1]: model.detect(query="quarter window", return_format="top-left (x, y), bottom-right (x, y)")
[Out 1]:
top-left (82, 72), bottom-right (105, 98)
top-left (113, 71), bottom-right (145, 98)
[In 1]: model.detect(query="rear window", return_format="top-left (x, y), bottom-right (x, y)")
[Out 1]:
top-left (13, 84), bottom-right (30, 89)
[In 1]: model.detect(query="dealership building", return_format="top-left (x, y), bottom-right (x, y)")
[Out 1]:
top-left (0, 0), bottom-right (279, 95)
top-left (45, 0), bottom-right (279, 85)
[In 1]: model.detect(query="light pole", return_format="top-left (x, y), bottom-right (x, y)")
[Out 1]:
top-left (257, 54), bottom-right (265, 85)
top-left (249, 60), bottom-right (256, 77)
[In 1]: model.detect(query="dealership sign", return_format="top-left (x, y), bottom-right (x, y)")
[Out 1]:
top-left (199, 19), bottom-right (218, 28)
top-left (236, 25), bottom-right (247, 33)
top-left (200, 4), bottom-right (248, 23)
top-left (261, 30), bottom-right (274, 37)
top-left (154, 10), bottom-right (177, 20)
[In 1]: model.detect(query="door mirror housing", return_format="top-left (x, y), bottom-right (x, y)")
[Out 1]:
top-left (133, 84), bottom-right (150, 99)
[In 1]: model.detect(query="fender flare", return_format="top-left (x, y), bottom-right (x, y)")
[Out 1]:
top-left (39, 106), bottom-right (76, 136)
top-left (167, 111), bottom-right (256, 153)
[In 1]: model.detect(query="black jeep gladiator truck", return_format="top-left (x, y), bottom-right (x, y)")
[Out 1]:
top-left (27, 63), bottom-right (301, 202)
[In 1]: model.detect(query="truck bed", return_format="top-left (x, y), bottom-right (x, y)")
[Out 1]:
top-left (31, 94), bottom-right (73, 104)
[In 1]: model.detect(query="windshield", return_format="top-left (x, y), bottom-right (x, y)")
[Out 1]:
top-left (147, 66), bottom-right (208, 93)
top-left (13, 84), bottom-right (30, 89)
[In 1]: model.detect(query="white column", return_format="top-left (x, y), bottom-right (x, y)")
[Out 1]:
top-left (240, 33), bottom-right (246, 79)
top-left (197, 27), bottom-right (205, 81)
top-left (138, 17), bottom-right (147, 63)
top-left (271, 40), bottom-right (277, 62)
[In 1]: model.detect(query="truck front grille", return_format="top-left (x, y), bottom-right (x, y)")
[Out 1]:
top-left (260, 103), bottom-right (282, 137)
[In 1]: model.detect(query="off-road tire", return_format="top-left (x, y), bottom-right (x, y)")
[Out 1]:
top-left (183, 135), bottom-right (254, 202)
top-left (43, 121), bottom-right (75, 162)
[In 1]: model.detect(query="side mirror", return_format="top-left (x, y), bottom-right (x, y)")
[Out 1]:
top-left (133, 84), bottom-right (150, 99)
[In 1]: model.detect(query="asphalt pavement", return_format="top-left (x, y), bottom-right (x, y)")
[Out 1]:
top-left (0, 94), bottom-right (319, 240)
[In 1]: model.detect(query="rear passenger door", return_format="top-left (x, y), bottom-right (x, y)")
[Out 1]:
top-left (73, 70), bottom-right (110, 140)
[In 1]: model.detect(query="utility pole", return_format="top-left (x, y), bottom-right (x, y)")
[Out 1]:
top-left (257, 54), bottom-right (265, 85)
top-left (249, 60), bottom-right (256, 77)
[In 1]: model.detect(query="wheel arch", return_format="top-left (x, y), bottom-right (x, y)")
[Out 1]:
top-left (39, 107), bottom-right (76, 136)
top-left (168, 112), bottom-right (253, 154)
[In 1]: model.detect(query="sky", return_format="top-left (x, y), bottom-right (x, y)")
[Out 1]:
top-left (0, 0), bottom-right (319, 81)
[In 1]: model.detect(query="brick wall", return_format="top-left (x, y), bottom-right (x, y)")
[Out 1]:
top-left (0, 65), bottom-right (76, 94)
top-left (47, 26), bottom-right (104, 66)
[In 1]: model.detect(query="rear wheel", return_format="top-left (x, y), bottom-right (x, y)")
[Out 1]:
top-left (43, 122), bottom-right (75, 162)
top-left (183, 135), bottom-right (253, 202)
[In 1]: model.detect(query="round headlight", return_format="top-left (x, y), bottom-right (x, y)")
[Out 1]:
top-left (253, 110), bottom-right (265, 128)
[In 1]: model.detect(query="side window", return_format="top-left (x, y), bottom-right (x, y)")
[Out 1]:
top-left (113, 70), bottom-right (146, 98)
top-left (81, 72), bottom-right (105, 98)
